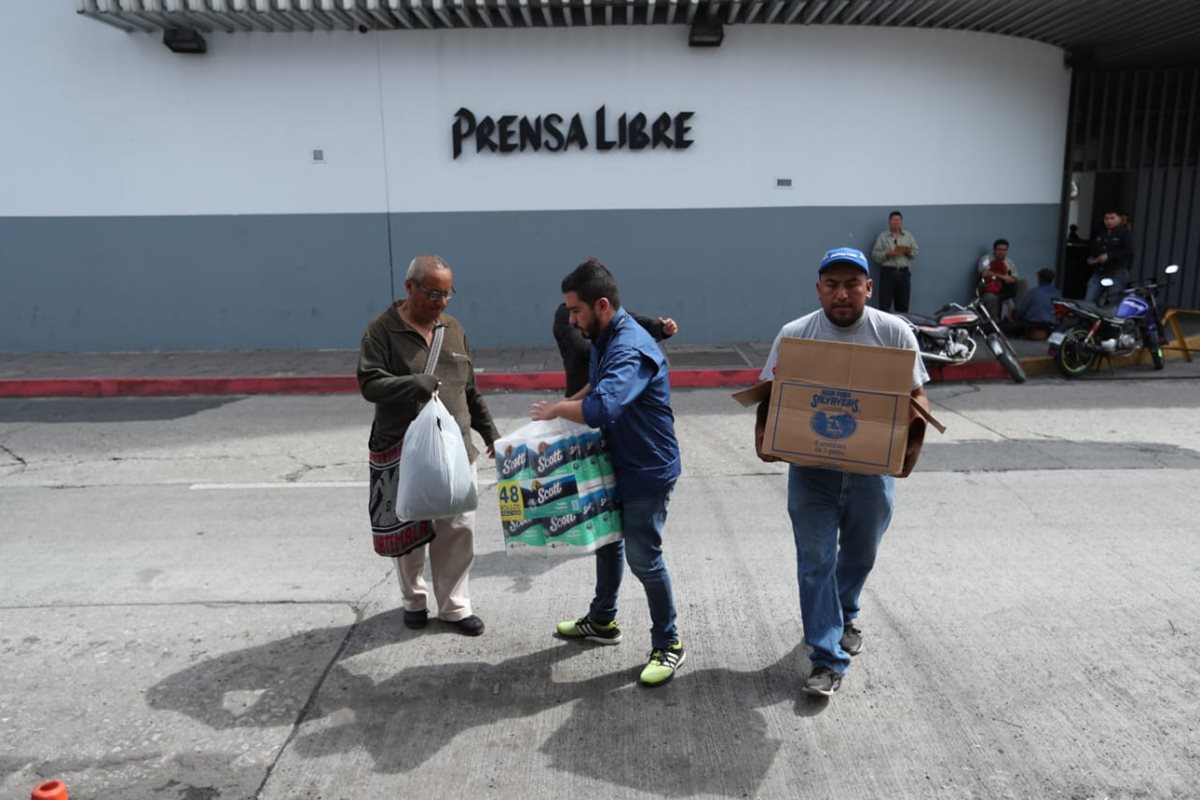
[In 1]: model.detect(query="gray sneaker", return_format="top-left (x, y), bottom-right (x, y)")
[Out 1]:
top-left (803, 666), bottom-right (843, 697)
top-left (840, 621), bottom-right (863, 656)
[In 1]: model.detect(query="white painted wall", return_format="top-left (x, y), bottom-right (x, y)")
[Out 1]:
top-left (2, 3), bottom-right (1070, 217)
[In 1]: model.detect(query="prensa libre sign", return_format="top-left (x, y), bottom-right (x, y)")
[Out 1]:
top-left (452, 106), bottom-right (695, 159)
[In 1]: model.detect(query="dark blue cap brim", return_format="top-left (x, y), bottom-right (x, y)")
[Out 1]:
top-left (818, 259), bottom-right (870, 274)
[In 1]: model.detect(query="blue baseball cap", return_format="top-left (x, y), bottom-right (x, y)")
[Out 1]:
top-left (818, 247), bottom-right (870, 275)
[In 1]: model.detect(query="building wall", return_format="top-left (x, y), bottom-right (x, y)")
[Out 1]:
top-left (1, 3), bottom-right (1071, 351)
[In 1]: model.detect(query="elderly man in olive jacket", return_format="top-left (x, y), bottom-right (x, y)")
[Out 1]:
top-left (358, 254), bottom-right (500, 636)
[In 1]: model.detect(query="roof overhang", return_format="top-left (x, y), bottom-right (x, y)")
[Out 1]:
top-left (78, 0), bottom-right (1200, 68)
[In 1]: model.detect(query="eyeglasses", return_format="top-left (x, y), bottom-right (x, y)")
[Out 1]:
top-left (411, 284), bottom-right (456, 302)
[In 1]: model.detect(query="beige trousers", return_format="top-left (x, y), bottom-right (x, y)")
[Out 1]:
top-left (393, 464), bottom-right (477, 621)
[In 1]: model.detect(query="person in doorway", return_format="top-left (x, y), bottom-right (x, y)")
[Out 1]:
top-left (554, 302), bottom-right (678, 398)
top-left (1085, 210), bottom-right (1134, 304)
top-left (358, 254), bottom-right (500, 636)
top-left (531, 258), bottom-right (686, 687)
top-left (870, 210), bottom-right (920, 312)
top-left (978, 239), bottom-right (1021, 320)
top-left (754, 247), bottom-right (929, 698)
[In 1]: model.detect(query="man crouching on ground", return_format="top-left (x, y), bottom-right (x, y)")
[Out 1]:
top-left (756, 247), bottom-right (930, 698)
top-left (531, 258), bottom-right (685, 687)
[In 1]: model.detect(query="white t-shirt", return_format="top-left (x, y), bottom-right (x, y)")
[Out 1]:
top-left (759, 306), bottom-right (930, 390)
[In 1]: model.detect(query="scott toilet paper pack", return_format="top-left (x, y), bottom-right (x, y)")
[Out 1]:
top-left (493, 419), bottom-right (622, 557)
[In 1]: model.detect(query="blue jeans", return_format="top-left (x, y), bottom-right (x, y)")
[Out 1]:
top-left (1085, 270), bottom-right (1129, 305)
top-left (588, 483), bottom-right (679, 649)
top-left (787, 466), bottom-right (894, 675)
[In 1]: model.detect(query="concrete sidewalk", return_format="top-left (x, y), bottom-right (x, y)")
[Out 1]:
top-left (0, 324), bottom-right (1196, 397)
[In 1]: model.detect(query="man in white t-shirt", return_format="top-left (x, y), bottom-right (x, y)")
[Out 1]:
top-left (755, 246), bottom-right (931, 698)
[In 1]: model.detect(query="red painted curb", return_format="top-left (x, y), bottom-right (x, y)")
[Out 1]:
top-left (0, 376), bottom-right (359, 398)
top-left (0, 361), bottom-right (1035, 399)
top-left (929, 361), bottom-right (1009, 382)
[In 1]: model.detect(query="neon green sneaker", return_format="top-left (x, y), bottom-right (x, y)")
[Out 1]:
top-left (555, 616), bottom-right (622, 645)
top-left (639, 641), bottom-right (686, 686)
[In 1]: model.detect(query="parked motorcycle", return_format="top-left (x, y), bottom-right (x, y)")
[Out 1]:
top-left (900, 290), bottom-right (1027, 383)
top-left (1047, 264), bottom-right (1180, 378)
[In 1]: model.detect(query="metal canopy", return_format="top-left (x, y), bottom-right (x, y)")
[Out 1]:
top-left (78, 0), bottom-right (1200, 67)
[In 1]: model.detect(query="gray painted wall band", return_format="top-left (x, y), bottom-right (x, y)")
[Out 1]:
top-left (1, 204), bottom-right (1061, 353)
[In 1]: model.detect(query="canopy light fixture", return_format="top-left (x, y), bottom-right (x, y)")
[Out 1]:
top-left (688, 16), bottom-right (723, 47)
top-left (163, 28), bottom-right (207, 54)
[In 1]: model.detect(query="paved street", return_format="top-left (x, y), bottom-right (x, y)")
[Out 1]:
top-left (2, 377), bottom-right (1199, 799)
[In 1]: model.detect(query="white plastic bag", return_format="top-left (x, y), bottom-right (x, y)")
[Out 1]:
top-left (394, 396), bottom-right (478, 521)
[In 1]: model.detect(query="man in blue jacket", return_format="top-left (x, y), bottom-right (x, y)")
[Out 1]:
top-left (531, 258), bottom-right (685, 687)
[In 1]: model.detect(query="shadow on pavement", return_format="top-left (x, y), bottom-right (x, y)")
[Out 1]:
top-left (147, 609), bottom-right (819, 796)
top-left (470, 549), bottom-right (576, 593)
top-left (0, 397), bottom-right (236, 423)
top-left (920, 438), bottom-right (1200, 472)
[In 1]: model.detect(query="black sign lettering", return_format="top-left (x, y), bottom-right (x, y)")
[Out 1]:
top-left (476, 116), bottom-right (497, 153)
top-left (498, 115), bottom-right (518, 153)
top-left (519, 116), bottom-right (542, 152)
top-left (452, 108), bottom-right (695, 158)
top-left (628, 112), bottom-right (649, 150)
top-left (595, 105), bottom-right (616, 151)
top-left (674, 111), bottom-right (695, 150)
top-left (544, 113), bottom-right (566, 152)
top-left (651, 112), bottom-right (673, 149)
top-left (565, 113), bottom-right (588, 150)
top-left (452, 107), bottom-right (476, 160)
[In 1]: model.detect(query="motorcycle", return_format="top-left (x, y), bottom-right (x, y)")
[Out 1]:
top-left (899, 288), bottom-right (1027, 383)
top-left (1047, 264), bottom-right (1180, 378)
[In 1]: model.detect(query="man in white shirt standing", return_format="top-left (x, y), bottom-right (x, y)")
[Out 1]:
top-left (754, 247), bottom-right (930, 698)
top-left (870, 210), bottom-right (920, 312)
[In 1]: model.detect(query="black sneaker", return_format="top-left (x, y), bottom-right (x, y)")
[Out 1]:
top-left (841, 621), bottom-right (863, 656)
top-left (403, 609), bottom-right (428, 629)
top-left (555, 615), bottom-right (622, 645)
top-left (447, 615), bottom-right (485, 636)
top-left (803, 666), bottom-right (842, 697)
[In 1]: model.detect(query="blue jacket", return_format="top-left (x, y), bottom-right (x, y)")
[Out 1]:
top-left (582, 308), bottom-right (681, 500)
top-left (1016, 283), bottom-right (1062, 325)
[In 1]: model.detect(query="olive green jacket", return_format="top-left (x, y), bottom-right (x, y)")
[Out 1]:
top-left (357, 302), bottom-right (499, 461)
top-left (870, 228), bottom-right (920, 268)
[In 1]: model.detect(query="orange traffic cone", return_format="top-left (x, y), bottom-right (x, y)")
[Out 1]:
top-left (31, 780), bottom-right (68, 800)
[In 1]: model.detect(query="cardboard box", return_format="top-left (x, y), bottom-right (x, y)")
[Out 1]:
top-left (732, 337), bottom-right (943, 476)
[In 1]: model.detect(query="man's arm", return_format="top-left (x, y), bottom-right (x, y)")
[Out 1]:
top-left (905, 234), bottom-right (919, 260)
top-left (754, 399), bottom-right (780, 463)
top-left (530, 397), bottom-right (586, 425)
top-left (531, 383), bottom-right (589, 421)
top-left (357, 330), bottom-right (438, 405)
top-left (631, 312), bottom-right (666, 341)
top-left (578, 348), bottom-right (655, 428)
top-left (532, 347), bottom-right (653, 426)
top-left (631, 312), bottom-right (678, 341)
top-left (870, 232), bottom-right (891, 264)
top-left (899, 385), bottom-right (929, 478)
top-left (462, 333), bottom-right (500, 458)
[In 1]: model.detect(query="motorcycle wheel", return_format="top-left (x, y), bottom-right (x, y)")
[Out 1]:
top-left (1055, 328), bottom-right (1096, 378)
top-left (985, 332), bottom-right (1026, 383)
top-left (1146, 330), bottom-right (1165, 370)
